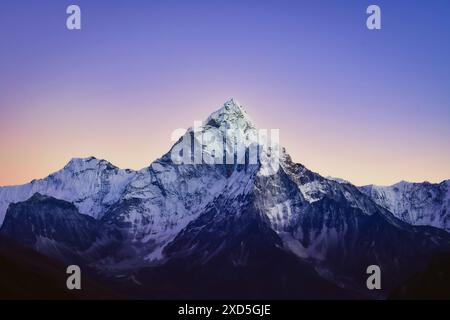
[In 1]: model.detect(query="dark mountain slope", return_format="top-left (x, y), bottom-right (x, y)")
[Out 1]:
top-left (0, 193), bottom-right (99, 263)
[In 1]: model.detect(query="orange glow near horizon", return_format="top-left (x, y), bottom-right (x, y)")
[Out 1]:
top-left (1, 96), bottom-right (449, 187)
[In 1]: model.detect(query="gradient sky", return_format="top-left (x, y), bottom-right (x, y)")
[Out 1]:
top-left (1, 0), bottom-right (449, 186)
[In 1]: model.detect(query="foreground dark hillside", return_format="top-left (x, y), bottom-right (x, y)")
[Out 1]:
top-left (0, 235), bottom-right (119, 300)
top-left (390, 253), bottom-right (450, 300)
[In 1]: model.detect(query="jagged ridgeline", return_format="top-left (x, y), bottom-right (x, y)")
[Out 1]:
top-left (1, 99), bottom-right (450, 299)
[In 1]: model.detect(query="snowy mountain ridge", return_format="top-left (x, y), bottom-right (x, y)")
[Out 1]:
top-left (1, 99), bottom-right (450, 298)
top-left (1, 99), bottom-right (449, 234)
top-left (359, 180), bottom-right (450, 231)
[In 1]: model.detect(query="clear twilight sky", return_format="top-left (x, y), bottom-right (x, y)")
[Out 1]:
top-left (0, 0), bottom-right (449, 186)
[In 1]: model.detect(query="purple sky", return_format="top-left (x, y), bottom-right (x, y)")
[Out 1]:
top-left (0, 0), bottom-right (449, 186)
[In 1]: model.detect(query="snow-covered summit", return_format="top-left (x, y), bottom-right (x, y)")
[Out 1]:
top-left (63, 156), bottom-right (118, 172)
top-left (206, 98), bottom-right (254, 127)
top-left (205, 98), bottom-right (255, 130)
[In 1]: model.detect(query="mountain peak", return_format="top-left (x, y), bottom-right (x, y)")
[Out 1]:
top-left (221, 98), bottom-right (247, 117)
top-left (205, 98), bottom-right (255, 130)
top-left (224, 98), bottom-right (243, 110)
top-left (64, 157), bottom-right (117, 172)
